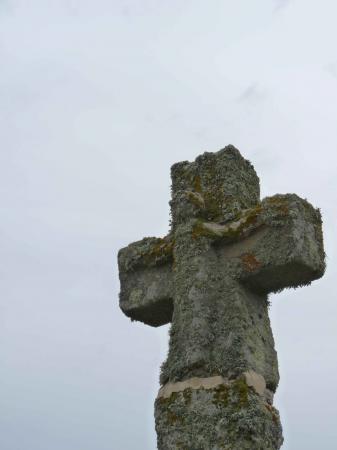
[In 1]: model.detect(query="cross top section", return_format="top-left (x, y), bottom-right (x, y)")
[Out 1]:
top-left (170, 146), bottom-right (260, 226)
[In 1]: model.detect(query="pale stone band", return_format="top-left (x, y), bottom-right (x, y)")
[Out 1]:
top-left (157, 370), bottom-right (273, 403)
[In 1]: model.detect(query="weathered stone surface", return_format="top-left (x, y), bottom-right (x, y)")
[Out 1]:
top-left (118, 145), bottom-right (325, 449)
top-left (155, 376), bottom-right (283, 450)
top-left (118, 236), bottom-right (174, 326)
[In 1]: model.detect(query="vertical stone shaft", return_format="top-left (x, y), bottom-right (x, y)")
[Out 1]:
top-left (155, 148), bottom-right (283, 449)
top-left (155, 226), bottom-right (282, 449)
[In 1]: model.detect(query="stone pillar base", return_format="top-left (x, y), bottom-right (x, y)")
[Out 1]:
top-left (155, 375), bottom-right (283, 450)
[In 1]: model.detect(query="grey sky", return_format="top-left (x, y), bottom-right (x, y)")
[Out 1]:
top-left (1, 1), bottom-right (336, 449)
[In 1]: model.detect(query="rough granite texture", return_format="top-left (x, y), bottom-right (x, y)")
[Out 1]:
top-left (155, 379), bottom-right (283, 450)
top-left (118, 146), bottom-right (325, 450)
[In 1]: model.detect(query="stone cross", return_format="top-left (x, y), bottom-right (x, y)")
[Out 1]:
top-left (118, 146), bottom-right (325, 450)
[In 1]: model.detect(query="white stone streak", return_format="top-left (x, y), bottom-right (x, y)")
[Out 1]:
top-left (201, 209), bottom-right (254, 237)
top-left (157, 370), bottom-right (268, 399)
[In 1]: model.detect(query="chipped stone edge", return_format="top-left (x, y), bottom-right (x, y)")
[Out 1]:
top-left (157, 370), bottom-right (274, 404)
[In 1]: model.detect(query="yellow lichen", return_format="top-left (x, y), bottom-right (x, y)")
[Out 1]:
top-left (213, 384), bottom-right (229, 408)
top-left (232, 378), bottom-right (249, 408)
top-left (185, 190), bottom-right (205, 209)
top-left (142, 237), bottom-right (175, 265)
top-left (193, 175), bottom-right (202, 193)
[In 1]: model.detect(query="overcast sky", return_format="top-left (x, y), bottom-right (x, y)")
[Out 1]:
top-left (1, 1), bottom-right (337, 449)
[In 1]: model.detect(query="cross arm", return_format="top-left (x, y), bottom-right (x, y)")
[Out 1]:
top-left (118, 235), bottom-right (174, 327)
top-left (194, 194), bottom-right (325, 294)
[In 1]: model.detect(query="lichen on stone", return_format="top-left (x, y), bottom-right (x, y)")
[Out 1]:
top-left (118, 145), bottom-right (326, 450)
top-left (155, 378), bottom-right (283, 450)
top-left (118, 234), bottom-right (174, 273)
